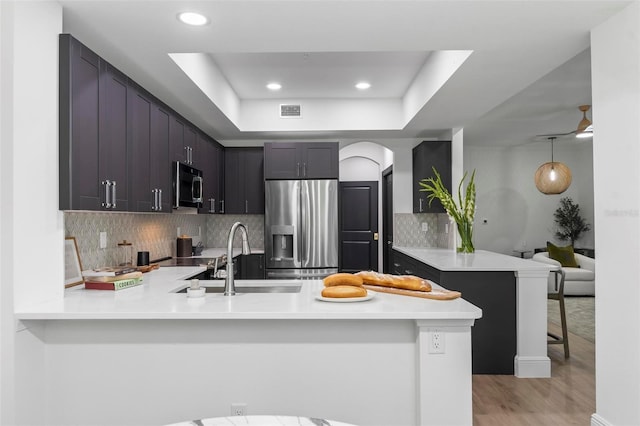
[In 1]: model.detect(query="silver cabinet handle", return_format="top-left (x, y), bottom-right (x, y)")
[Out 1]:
top-left (111, 180), bottom-right (117, 209)
top-left (184, 146), bottom-right (189, 164)
top-left (151, 189), bottom-right (157, 211)
top-left (419, 198), bottom-right (423, 212)
top-left (296, 162), bottom-right (300, 177)
top-left (189, 146), bottom-right (193, 164)
top-left (220, 199), bottom-right (225, 213)
top-left (158, 189), bottom-right (162, 211)
top-left (245, 200), bottom-right (248, 213)
top-left (303, 162), bottom-right (306, 177)
top-left (102, 180), bottom-right (111, 208)
top-left (209, 198), bottom-right (215, 213)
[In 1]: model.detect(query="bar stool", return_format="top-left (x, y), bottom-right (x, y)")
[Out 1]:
top-left (548, 268), bottom-right (569, 358)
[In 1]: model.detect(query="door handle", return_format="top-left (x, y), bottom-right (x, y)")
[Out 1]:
top-left (387, 240), bottom-right (392, 245)
top-left (419, 198), bottom-right (423, 212)
top-left (373, 232), bottom-right (379, 241)
top-left (102, 180), bottom-right (111, 208)
top-left (111, 180), bottom-right (117, 209)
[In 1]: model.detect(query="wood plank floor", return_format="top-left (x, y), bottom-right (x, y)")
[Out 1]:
top-left (472, 322), bottom-right (595, 425)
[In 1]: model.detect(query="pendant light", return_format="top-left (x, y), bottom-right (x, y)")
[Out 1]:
top-left (576, 105), bottom-right (593, 138)
top-left (534, 137), bottom-right (572, 194)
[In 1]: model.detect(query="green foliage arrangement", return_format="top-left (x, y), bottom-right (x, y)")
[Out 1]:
top-left (553, 197), bottom-right (591, 246)
top-left (419, 167), bottom-right (476, 253)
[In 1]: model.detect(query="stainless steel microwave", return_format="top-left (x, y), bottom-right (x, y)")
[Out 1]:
top-left (173, 161), bottom-right (203, 208)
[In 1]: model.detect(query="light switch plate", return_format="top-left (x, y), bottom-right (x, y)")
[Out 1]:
top-left (99, 231), bottom-right (107, 249)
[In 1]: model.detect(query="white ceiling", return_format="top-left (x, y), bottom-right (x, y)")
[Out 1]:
top-left (59, 0), bottom-right (630, 145)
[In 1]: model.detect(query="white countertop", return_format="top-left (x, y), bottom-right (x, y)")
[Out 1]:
top-left (394, 247), bottom-right (557, 272)
top-left (15, 265), bottom-right (481, 321)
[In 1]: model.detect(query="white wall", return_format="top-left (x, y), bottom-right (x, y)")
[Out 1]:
top-left (591, 3), bottom-right (640, 425)
top-left (0, 1), bottom-right (63, 424)
top-left (464, 140), bottom-right (594, 255)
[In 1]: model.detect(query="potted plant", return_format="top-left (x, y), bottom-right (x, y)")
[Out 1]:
top-left (553, 197), bottom-right (591, 246)
top-left (419, 167), bottom-right (476, 253)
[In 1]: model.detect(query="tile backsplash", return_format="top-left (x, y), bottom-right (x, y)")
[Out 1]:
top-left (394, 213), bottom-right (453, 249)
top-left (66, 210), bottom-right (447, 270)
top-left (65, 211), bottom-right (264, 270)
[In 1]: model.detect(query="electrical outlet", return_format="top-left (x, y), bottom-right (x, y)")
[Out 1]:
top-left (421, 222), bottom-right (429, 232)
top-left (99, 232), bottom-right (107, 249)
top-left (231, 403), bottom-right (247, 416)
top-left (429, 329), bottom-right (445, 354)
top-left (177, 227), bottom-right (181, 237)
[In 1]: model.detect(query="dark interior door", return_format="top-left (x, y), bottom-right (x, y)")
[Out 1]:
top-left (382, 166), bottom-right (393, 273)
top-left (339, 181), bottom-right (378, 273)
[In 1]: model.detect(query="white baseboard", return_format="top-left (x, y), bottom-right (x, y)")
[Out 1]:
top-left (513, 355), bottom-right (551, 378)
top-left (591, 413), bottom-right (611, 426)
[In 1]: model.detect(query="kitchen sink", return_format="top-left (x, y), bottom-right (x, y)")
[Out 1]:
top-left (173, 280), bottom-right (302, 294)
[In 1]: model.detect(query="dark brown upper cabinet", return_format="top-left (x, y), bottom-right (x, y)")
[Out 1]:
top-left (224, 147), bottom-right (264, 214)
top-left (264, 142), bottom-right (338, 179)
top-left (60, 34), bottom-right (129, 211)
top-left (412, 140), bottom-right (452, 214)
top-left (198, 132), bottom-right (225, 214)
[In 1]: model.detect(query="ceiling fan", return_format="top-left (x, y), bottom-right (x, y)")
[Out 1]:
top-left (536, 105), bottom-right (593, 139)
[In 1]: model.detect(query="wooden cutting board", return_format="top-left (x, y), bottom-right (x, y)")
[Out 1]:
top-left (137, 263), bottom-right (159, 273)
top-left (363, 284), bottom-right (461, 300)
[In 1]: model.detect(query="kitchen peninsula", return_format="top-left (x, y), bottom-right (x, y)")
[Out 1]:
top-left (16, 266), bottom-right (481, 426)
top-left (393, 247), bottom-right (556, 378)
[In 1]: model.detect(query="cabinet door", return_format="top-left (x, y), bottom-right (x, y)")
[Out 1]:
top-left (224, 147), bottom-right (264, 214)
top-left (413, 141), bottom-right (451, 213)
top-left (243, 148), bottom-right (265, 214)
top-left (150, 103), bottom-right (171, 212)
top-left (210, 142), bottom-right (225, 213)
top-left (224, 148), bottom-right (243, 214)
top-left (169, 115), bottom-right (185, 164)
top-left (184, 125), bottom-right (197, 166)
top-left (99, 62), bottom-right (129, 211)
top-left (127, 83), bottom-right (152, 212)
top-left (300, 142), bottom-right (339, 179)
top-left (264, 142), bottom-right (299, 179)
top-left (61, 34), bottom-right (101, 210)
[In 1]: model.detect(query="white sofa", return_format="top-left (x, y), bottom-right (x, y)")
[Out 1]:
top-left (532, 251), bottom-right (595, 296)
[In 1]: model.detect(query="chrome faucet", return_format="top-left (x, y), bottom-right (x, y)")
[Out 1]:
top-left (224, 222), bottom-right (251, 295)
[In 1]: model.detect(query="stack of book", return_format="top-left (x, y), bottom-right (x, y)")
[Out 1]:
top-left (82, 266), bottom-right (143, 291)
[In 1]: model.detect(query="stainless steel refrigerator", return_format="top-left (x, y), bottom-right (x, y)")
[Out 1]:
top-left (265, 180), bottom-right (338, 279)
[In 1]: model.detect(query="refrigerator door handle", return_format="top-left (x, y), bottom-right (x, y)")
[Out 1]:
top-left (300, 181), bottom-right (308, 264)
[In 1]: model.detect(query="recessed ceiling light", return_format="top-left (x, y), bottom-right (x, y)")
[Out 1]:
top-left (266, 83), bottom-right (282, 91)
top-left (355, 82), bottom-right (371, 90)
top-left (177, 12), bottom-right (208, 26)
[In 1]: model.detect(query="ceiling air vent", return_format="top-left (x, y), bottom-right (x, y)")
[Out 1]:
top-left (280, 104), bottom-right (302, 118)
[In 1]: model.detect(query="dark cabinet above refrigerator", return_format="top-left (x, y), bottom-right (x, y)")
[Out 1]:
top-left (264, 142), bottom-right (339, 180)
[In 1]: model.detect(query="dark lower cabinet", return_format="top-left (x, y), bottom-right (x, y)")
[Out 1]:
top-left (393, 249), bottom-right (516, 375)
top-left (413, 140), bottom-right (451, 213)
top-left (224, 148), bottom-right (264, 214)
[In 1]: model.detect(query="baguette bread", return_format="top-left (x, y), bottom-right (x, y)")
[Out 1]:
top-left (321, 285), bottom-right (368, 298)
top-left (355, 271), bottom-right (432, 292)
top-left (323, 273), bottom-right (364, 287)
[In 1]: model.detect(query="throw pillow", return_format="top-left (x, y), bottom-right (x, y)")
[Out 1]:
top-left (547, 241), bottom-right (579, 267)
